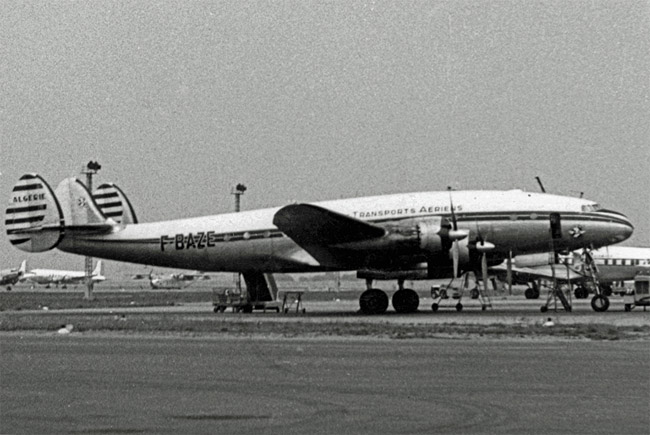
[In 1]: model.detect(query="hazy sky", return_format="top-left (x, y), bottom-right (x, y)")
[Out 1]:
top-left (1, 1), bottom-right (648, 273)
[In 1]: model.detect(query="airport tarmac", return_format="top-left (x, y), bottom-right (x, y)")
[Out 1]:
top-left (1, 333), bottom-right (648, 434)
top-left (11, 296), bottom-right (649, 327)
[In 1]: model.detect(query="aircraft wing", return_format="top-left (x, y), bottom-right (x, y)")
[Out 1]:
top-left (273, 204), bottom-right (386, 267)
top-left (490, 263), bottom-right (586, 283)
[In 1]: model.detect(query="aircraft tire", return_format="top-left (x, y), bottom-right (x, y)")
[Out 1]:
top-left (470, 289), bottom-right (479, 299)
top-left (431, 303), bottom-right (439, 312)
top-left (540, 306), bottom-right (548, 313)
top-left (574, 286), bottom-right (588, 299)
top-left (624, 304), bottom-right (632, 312)
top-left (591, 294), bottom-right (610, 312)
top-left (391, 289), bottom-right (419, 313)
top-left (359, 289), bottom-right (389, 315)
top-left (524, 287), bottom-right (539, 299)
top-left (6, 286), bottom-right (11, 292)
top-left (600, 285), bottom-right (613, 297)
top-left (455, 303), bottom-right (463, 312)
top-left (241, 304), bottom-right (253, 314)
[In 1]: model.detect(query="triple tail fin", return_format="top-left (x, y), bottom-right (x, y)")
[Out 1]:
top-left (93, 183), bottom-right (138, 224)
top-left (5, 175), bottom-right (116, 253)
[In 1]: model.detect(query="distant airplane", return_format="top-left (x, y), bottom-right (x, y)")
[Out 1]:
top-left (134, 270), bottom-right (209, 289)
top-left (5, 173), bottom-right (633, 313)
top-left (0, 260), bottom-right (27, 291)
top-left (492, 246), bottom-right (650, 300)
top-left (22, 260), bottom-right (105, 289)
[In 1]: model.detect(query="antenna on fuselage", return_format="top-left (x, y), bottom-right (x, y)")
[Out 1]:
top-left (535, 176), bottom-right (546, 193)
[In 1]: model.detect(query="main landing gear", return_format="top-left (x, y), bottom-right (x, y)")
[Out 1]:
top-left (358, 279), bottom-right (419, 315)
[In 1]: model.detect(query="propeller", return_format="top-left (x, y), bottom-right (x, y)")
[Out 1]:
top-left (447, 188), bottom-right (469, 277)
top-left (474, 220), bottom-right (495, 292)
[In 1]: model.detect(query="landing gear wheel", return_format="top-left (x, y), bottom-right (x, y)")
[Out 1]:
top-left (431, 303), bottom-right (439, 312)
top-left (241, 304), bottom-right (253, 313)
top-left (359, 289), bottom-right (389, 315)
top-left (574, 286), bottom-right (589, 299)
top-left (470, 289), bottom-right (480, 299)
top-left (392, 289), bottom-right (419, 313)
top-left (591, 294), bottom-right (610, 312)
top-left (455, 303), bottom-right (463, 312)
top-left (525, 287), bottom-right (540, 299)
top-left (600, 285), bottom-right (613, 297)
top-left (540, 306), bottom-right (548, 313)
top-left (624, 304), bottom-right (632, 312)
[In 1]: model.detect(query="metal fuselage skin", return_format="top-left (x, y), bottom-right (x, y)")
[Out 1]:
top-left (54, 190), bottom-right (633, 276)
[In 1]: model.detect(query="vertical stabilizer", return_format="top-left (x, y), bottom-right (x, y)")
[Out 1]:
top-left (93, 183), bottom-right (138, 224)
top-left (5, 174), bottom-right (64, 252)
top-left (55, 178), bottom-right (112, 226)
top-left (93, 260), bottom-right (104, 277)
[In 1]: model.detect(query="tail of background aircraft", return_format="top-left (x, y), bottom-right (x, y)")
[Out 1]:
top-left (91, 260), bottom-right (106, 282)
top-left (6, 174), bottom-right (115, 253)
top-left (93, 260), bottom-right (104, 277)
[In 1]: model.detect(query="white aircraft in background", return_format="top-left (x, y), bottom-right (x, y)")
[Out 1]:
top-left (492, 246), bottom-right (650, 299)
top-left (0, 260), bottom-right (27, 291)
top-left (22, 260), bottom-right (105, 289)
top-left (133, 270), bottom-right (210, 289)
top-left (5, 173), bottom-right (633, 313)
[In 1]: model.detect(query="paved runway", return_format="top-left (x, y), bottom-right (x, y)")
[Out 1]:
top-left (1, 334), bottom-right (648, 434)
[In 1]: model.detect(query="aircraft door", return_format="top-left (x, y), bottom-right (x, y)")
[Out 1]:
top-left (550, 213), bottom-right (562, 240)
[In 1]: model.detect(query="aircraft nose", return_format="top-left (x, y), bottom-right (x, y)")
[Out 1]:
top-left (603, 210), bottom-right (634, 244)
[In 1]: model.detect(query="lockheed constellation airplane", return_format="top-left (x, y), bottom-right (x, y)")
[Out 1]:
top-left (5, 174), bottom-right (633, 313)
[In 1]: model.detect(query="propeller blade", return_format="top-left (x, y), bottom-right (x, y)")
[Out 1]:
top-left (506, 251), bottom-right (513, 295)
top-left (447, 187), bottom-right (458, 231)
top-left (481, 252), bottom-right (489, 293)
top-left (452, 240), bottom-right (459, 278)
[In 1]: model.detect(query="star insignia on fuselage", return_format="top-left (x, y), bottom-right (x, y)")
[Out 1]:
top-left (569, 226), bottom-right (585, 238)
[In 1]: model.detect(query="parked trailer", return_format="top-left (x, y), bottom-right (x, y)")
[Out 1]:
top-left (624, 275), bottom-right (650, 312)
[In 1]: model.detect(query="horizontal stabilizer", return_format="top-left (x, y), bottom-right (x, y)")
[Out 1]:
top-left (5, 174), bottom-right (64, 252)
top-left (93, 183), bottom-right (138, 224)
top-left (273, 203), bottom-right (386, 246)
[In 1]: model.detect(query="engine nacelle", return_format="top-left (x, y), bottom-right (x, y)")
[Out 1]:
top-left (514, 252), bottom-right (555, 268)
top-left (334, 217), bottom-right (444, 254)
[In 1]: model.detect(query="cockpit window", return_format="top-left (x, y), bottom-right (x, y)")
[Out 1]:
top-left (581, 203), bottom-right (601, 212)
